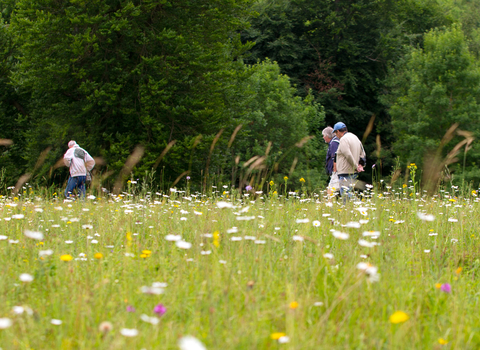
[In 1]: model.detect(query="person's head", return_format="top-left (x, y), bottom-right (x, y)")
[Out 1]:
top-left (322, 126), bottom-right (334, 143)
top-left (68, 140), bottom-right (77, 148)
top-left (333, 122), bottom-right (348, 139)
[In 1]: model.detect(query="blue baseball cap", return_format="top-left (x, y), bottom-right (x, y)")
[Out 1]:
top-left (333, 122), bottom-right (346, 131)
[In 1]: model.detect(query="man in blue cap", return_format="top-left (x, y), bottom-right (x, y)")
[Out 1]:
top-left (332, 122), bottom-right (366, 199)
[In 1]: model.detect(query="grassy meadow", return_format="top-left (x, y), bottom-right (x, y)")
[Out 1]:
top-left (1, 183), bottom-right (480, 349)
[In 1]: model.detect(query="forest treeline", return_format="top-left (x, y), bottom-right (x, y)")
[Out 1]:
top-left (1, 0), bottom-right (480, 192)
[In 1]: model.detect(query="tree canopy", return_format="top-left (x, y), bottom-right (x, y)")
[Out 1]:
top-left (2, 0), bottom-right (480, 192)
top-left (385, 25), bottom-right (480, 182)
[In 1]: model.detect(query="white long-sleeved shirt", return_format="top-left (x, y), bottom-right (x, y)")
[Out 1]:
top-left (336, 132), bottom-right (365, 175)
top-left (63, 146), bottom-right (95, 177)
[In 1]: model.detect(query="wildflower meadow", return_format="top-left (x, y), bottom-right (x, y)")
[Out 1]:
top-left (1, 182), bottom-right (480, 349)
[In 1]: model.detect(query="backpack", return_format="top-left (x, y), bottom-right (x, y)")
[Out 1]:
top-left (73, 148), bottom-right (92, 182)
top-left (74, 148), bottom-right (85, 160)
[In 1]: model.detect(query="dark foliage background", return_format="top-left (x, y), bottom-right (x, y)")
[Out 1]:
top-left (1, 0), bottom-right (479, 192)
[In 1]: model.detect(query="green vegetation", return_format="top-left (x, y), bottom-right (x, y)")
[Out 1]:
top-left (385, 25), bottom-right (480, 181)
top-left (0, 185), bottom-right (479, 348)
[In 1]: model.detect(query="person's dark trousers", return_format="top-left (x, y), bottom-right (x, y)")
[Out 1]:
top-left (338, 173), bottom-right (358, 203)
top-left (65, 176), bottom-right (86, 199)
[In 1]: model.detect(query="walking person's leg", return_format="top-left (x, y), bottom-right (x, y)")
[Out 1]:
top-left (346, 174), bottom-right (358, 201)
top-left (338, 175), bottom-right (347, 204)
top-left (78, 176), bottom-right (86, 198)
top-left (65, 177), bottom-right (77, 198)
top-left (338, 174), bottom-right (358, 203)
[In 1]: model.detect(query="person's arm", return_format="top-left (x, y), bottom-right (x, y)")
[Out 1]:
top-left (63, 150), bottom-right (72, 167)
top-left (326, 145), bottom-right (334, 174)
top-left (85, 152), bottom-right (95, 171)
top-left (331, 141), bottom-right (339, 154)
top-left (357, 142), bottom-right (366, 172)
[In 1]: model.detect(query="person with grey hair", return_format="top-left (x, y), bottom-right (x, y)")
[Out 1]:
top-left (63, 140), bottom-right (95, 199)
top-left (322, 126), bottom-right (340, 195)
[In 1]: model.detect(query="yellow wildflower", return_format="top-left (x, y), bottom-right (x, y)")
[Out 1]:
top-left (94, 253), bottom-right (103, 259)
top-left (299, 178), bottom-right (305, 183)
top-left (435, 283), bottom-right (442, 289)
top-left (60, 254), bottom-right (73, 262)
top-left (389, 311), bottom-right (409, 324)
top-left (284, 176), bottom-right (288, 180)
top-left (289, 301), bottom-right (299, 309)
top-left (407, 163), bottom-right (417, 170)
top-left (213, 231), bottom-right (220, 248)
top-left (270, 332), bottom-right (286, 340)
top-left (269, 180), bottom-right (274, 186)
top-left (438, 338), bottom-right (448, 345)
top-left (455, 267), bottom-right (462, 275)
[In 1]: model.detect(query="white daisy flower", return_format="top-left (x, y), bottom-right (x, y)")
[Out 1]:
top-left (176, 241), bottom-right (192, 249)
top-left (24, 230), bottom-right (44, 240)
top-left (140, 314), bottom-right (160, 325)
top-left (165, 234), bottom-right (181, 241)
top-left (178, 335), bottom-right (207, 350)
top-left (343, 222), bottom-right (361, 229)
top-left (417, 212), bottom-right (435, 221)
top-left (216, 201), bottom-right (233, 208)
top-left (120, 328), bottom-right (138, 337)
top-left (19, 273), bottom-right (34, 282)
top-left (0, 318), bottom-right (12, 329)
top-left (39, 250), bottom-right (53, 257)
top-left (332, 231), bottom-right (349, 240)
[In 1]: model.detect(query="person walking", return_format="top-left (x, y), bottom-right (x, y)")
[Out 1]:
top-left (333, 122), bottom-right (365, 199)
top-left (322, 126), bottom-right (340, 196)
top-left (63, 141), bottom-right (95, 199)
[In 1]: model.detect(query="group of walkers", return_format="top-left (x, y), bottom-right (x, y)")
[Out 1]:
top-left (63, 121), bottom-right (365, 200)
top-left (63, 141), bottom-right (95, 199)
top-left (322, 122), bottom-right (366, 200)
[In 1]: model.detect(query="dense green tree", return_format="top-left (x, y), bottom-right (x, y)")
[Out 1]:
top-left (242, 0), bottom-right (453, 178)
top-left (224, 60), bottom-right (326, 187)
top-left (385, 25), bottom-right (480, 183)
top-left (150, 60), bottom-right (325, 191)
top-left (438, 0), bottom-right (480, 57)
top-left (9, 0), bottom-right (255, 185)
top-left (3, 0), bottom-right (323, 191)
top-left (0, 14), bottom-right (29, 185)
